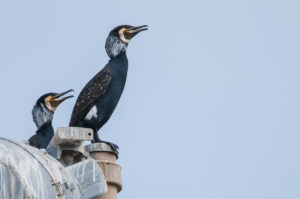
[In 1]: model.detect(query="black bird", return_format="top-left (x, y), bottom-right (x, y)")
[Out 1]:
top-left (29, 89), bottom-right (74, 149)
top-left (69, 25), bottom-right (148, 151)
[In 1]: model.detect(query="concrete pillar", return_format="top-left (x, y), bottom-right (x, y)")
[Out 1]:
top-left (85, 143), bottom-right (122, 199)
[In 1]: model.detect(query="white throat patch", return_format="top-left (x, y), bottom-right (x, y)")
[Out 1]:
top-left (45, 96), bottom-right (56, 112)
top-left (32, 103), bottom-right (53, 129)
top-left (119, 28), bottom-right (130, 43)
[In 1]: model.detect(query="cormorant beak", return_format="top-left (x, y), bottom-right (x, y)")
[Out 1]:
top-left (50, 89), bottom-right (74, 108)
top-left (124, 25), bottom-right (148, 40)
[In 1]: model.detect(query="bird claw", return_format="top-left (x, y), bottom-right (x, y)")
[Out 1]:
top-left (107, 142), bottom-right (119, 152)
top-left (91, 139), bottom-right (119, 154)
top-left (102, 141), bottom-right (119, 154)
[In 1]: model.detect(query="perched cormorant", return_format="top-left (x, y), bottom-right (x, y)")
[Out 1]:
top-left (29, 89), bottom-right (74, 149)
top-left (69, 25), bottom-right (148, 151)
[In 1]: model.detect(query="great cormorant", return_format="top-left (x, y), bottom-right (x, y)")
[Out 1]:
top-left (69, 25), bottom-right (148, 151)
top-left (29, 89), bottom-right (74, 149)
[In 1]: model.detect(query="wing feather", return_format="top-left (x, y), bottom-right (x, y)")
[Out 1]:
top-left (69, 67), bottom-right (112, 126)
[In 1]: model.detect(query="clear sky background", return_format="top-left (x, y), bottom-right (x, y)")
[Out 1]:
top-left (0, 0), bottom-right (300, 198)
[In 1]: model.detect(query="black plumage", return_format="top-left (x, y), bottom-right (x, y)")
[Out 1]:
top-left (29, 121), bottom-right (54, 149)
top-left (69, 25), bottom-right (148, 150)
top-left (29, 90), bottom-right (73, 149)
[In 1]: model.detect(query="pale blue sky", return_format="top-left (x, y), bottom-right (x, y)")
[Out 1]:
top-left (0, 0), bottom-right (300, 198)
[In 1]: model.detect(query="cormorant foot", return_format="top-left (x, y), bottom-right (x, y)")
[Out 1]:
top-left (104, 141), bottom-right (119, 153)
top-left (91, 139), bottom-right (119, 153)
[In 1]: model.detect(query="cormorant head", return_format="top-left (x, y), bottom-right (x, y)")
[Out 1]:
top-left (105, 25), bottom-right (148, 59)
top-left (32, 89), bottom-right (74, 129)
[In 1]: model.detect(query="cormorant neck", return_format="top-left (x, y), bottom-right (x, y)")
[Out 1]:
top-left (110, 51), bottom-right (127, 61)
top-left (105, 36), bottom-right (128, 59)
top-left (32, 103), bottom-right (54, 129)
top-left (109, 51), bottom-right (128, 75)
top-left (36, 121), bottom-right (54, 136)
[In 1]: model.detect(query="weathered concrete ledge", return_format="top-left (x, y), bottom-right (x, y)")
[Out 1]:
top-left (53, 127), bottom-right (93, 145)
top-left (47, 127), bottom-right (93, 166)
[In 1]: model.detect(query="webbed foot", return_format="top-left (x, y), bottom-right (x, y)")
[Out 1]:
top-left (92, 131), bottom-right (119, 153)
top-left (91, 139), bottom-right (119, 153)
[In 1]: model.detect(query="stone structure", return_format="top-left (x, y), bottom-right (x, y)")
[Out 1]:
top-left (86, 143), bottom-right (122, 199)
top-left (0, 127), bottom-right (109, 199)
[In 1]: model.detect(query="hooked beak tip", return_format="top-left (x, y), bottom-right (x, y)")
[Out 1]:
top-left (50, 89), bottom-right (74, 108)
top-left (52, 89), bottom-right (74, 99)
